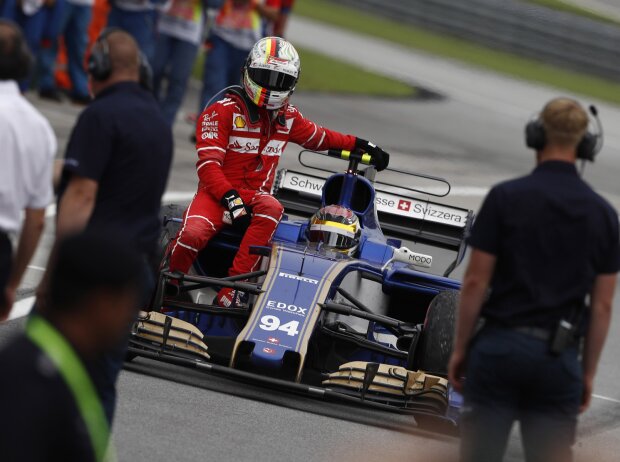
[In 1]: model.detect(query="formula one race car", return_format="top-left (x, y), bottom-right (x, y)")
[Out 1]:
top-left (127, 148), bottom-right (474, 432)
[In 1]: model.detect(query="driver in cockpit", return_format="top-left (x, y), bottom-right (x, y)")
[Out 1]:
top-left (307, 205), bottom-right (362, 257)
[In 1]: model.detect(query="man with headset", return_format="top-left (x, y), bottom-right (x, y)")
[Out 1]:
top-left (0, 20), bottom-right (55, 321)
top-left (448, 98), bottom-right (619, 461)
top-left (43, 28), bottom-right (172, 422)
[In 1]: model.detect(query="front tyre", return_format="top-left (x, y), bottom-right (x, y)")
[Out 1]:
top-left (416, 290), bottom-right (459, 376)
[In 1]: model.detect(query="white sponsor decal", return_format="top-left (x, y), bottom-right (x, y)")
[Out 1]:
top-left (262, 139), bottom-right (286, 157)
top-left (277, 118), bottom-right (294, 135)
top-left (282, 173), bottom-right (324, 195)
top-left (279, 171), bottom-right (468, 228)
top-left (406, 252), bottom-right (433, 267)
top-left (384, 246), bottom-right (434, 270)
top-left (201, 110), bottom-right (219, 140)
top-left (202, 110), bottom-right (217, 121)
top-left (259, 315), bottom-right (300, 337)
top-left (266, 300), bottom-right (308, 316)
top-left (278, 272), bottom-right (319, 284)
top-left (228, 136), bottom-right (260, 153)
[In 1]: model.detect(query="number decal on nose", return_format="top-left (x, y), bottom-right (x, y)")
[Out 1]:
top-left (259, 315), bottom-right (300, 337)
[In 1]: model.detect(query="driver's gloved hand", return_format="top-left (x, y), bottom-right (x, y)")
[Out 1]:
top-left (221, 189), bottom-right (252, 230)
top-left (354, 138), bottom-right (390, 171)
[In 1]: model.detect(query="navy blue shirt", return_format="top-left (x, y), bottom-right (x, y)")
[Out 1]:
top-left (469, 161), bottom-right (619, 329)
top-left (0, 335), bottom-right (95, 461)
top-left (59, 82), bottom-right (173, 255)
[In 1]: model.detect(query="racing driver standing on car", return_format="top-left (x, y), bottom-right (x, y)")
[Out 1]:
top-left (168, 36), bottom-right (389, 307)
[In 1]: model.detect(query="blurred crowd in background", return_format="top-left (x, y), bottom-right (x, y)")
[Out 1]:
top-left (0, 0), bottom-right (295, 124)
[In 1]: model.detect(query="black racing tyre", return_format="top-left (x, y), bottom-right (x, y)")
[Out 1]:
top-left (416, 290), bottom-right (459, 376)
top-left (156, 203), bottom-right (186, 269)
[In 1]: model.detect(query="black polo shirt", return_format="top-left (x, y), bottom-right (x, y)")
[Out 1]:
top-left (469, 160), bottom-right (619, 329)
top-left (0, 334), bottom-right (95, 461)
top-left (59, 81), bottom-right (173, 255)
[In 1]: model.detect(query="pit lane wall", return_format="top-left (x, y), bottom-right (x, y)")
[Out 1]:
top-left (334, 0), bottom-right (620, 80)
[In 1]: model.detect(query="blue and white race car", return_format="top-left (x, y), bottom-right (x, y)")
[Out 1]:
top-left (128, 148), bottom-right (474, 433)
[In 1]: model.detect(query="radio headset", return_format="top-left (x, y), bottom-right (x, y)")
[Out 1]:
top-left (87, 27), bottom-right (153, 91)
top-left (0, 19), bottom-right (34, 81)
top-left (525, 104), bottom-right (604, 171)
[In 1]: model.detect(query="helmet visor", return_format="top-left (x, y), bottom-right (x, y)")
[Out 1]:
top-left (308, 230), bottom-right (357, 250)
top-left (248, 67), bottom-right (296, 92)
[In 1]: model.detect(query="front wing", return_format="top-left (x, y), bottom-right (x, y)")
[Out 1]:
top-left (127, 312), bottom-right (459, 434)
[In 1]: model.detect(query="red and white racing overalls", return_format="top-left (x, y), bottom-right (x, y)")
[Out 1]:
top-left (168, 92), bottom-right (356, 277)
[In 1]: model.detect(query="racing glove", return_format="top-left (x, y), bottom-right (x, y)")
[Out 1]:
top-left (221, 190), bottom-right (252, 230)
top-left (355, 138), bottom-right (390, 172)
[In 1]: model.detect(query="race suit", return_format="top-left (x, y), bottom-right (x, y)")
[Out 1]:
top-left (168, 90), bottom-right (356, 277)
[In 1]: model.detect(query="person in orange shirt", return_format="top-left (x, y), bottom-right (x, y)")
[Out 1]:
top-left (52, 0), bottom-right (108, 92)
top-left (38, 0), bottom-right (93, 103)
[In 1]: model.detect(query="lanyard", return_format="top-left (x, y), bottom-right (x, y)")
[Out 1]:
top-left (26, 315), bottom-right (112, 462)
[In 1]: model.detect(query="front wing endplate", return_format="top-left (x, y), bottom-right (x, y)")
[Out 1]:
top-left (323, 361), bottom-right (449, 411)
top-left (132, 311), bottom-right (210, 360)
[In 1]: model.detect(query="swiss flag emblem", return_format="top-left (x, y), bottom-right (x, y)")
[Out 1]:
top-left (398, 200), bottom-right (411, 212)
top-left (267, 337), bottom-right (280, 345)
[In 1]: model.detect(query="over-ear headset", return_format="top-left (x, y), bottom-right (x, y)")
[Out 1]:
top-left (87, 27), bottom-right (153, 91)
top-left (0, 19), bottom-right (34, 81)
top-left (525, 103), bottom-right (603, 162)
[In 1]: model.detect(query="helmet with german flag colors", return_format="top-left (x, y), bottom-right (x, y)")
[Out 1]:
top-left (308, 205), bottom-right (361, 256)
top-left (242, 36), bottom-right (300, 111)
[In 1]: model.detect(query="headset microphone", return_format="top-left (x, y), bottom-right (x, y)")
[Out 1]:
top-left (589, 105), bottom-right (604, 157)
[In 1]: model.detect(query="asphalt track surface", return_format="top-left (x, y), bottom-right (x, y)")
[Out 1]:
top-left (2, 16), bottom-right (620, 462)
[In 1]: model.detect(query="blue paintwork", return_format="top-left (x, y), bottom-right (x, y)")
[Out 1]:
top-left (337, 171), bottom-right (358, 209)
top-left (273, 219), bottom-right (307, 243)
top-left (322, 174), bottom-right (384, 241)
top-left (242, 245), bottom-right (347, 369)
top-left (170, 166), bottom-right (464, 417)
top-left (383, 264), bottom-right (461, 295)
top-left (358, 238), bottom-right (394, 265)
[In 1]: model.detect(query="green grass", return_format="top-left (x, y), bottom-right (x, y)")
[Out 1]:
top-left (294, 0), bottom-right (620, 106)
top-left (295, 47), bottom-right (415, 97)
top-left (523, 0), bottom-right (620, 26)
top-left (192, 46), bottom-right (415, 98)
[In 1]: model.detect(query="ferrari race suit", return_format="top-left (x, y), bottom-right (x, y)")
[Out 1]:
top-left (168, 90), bottom-right (356, 277)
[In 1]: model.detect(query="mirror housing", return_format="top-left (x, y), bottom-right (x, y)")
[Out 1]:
top-left (382, 246), bottom-right (433, 271)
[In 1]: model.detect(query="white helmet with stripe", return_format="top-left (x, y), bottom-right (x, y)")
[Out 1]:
top-left (242, 36), bottom-right (301, 111)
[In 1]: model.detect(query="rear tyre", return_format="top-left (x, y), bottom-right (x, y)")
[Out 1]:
top-left (156, 203), bottom-right (186, 269)
top-left (416, 290), bottom-right (459, 376)
top-left (150, 203), bottom-right (190, 309)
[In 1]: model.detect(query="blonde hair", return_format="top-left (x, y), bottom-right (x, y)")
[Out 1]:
top-left (541, 98), bottom-right (589, 147)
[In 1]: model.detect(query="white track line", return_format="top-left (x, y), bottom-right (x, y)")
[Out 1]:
top-left (162, 191), bottom-right (195, 202)
top-left (45, 204), bottom-right (56, 218)
top-left (592, 394), bottom-right (620, 404)
top-left (43, 191), bottom-right (196, 220)
top-left (7, 296), bottom-right (35, 321)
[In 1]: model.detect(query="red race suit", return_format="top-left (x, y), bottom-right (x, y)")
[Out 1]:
top-left (168, 90), bottom-right (356, 277)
